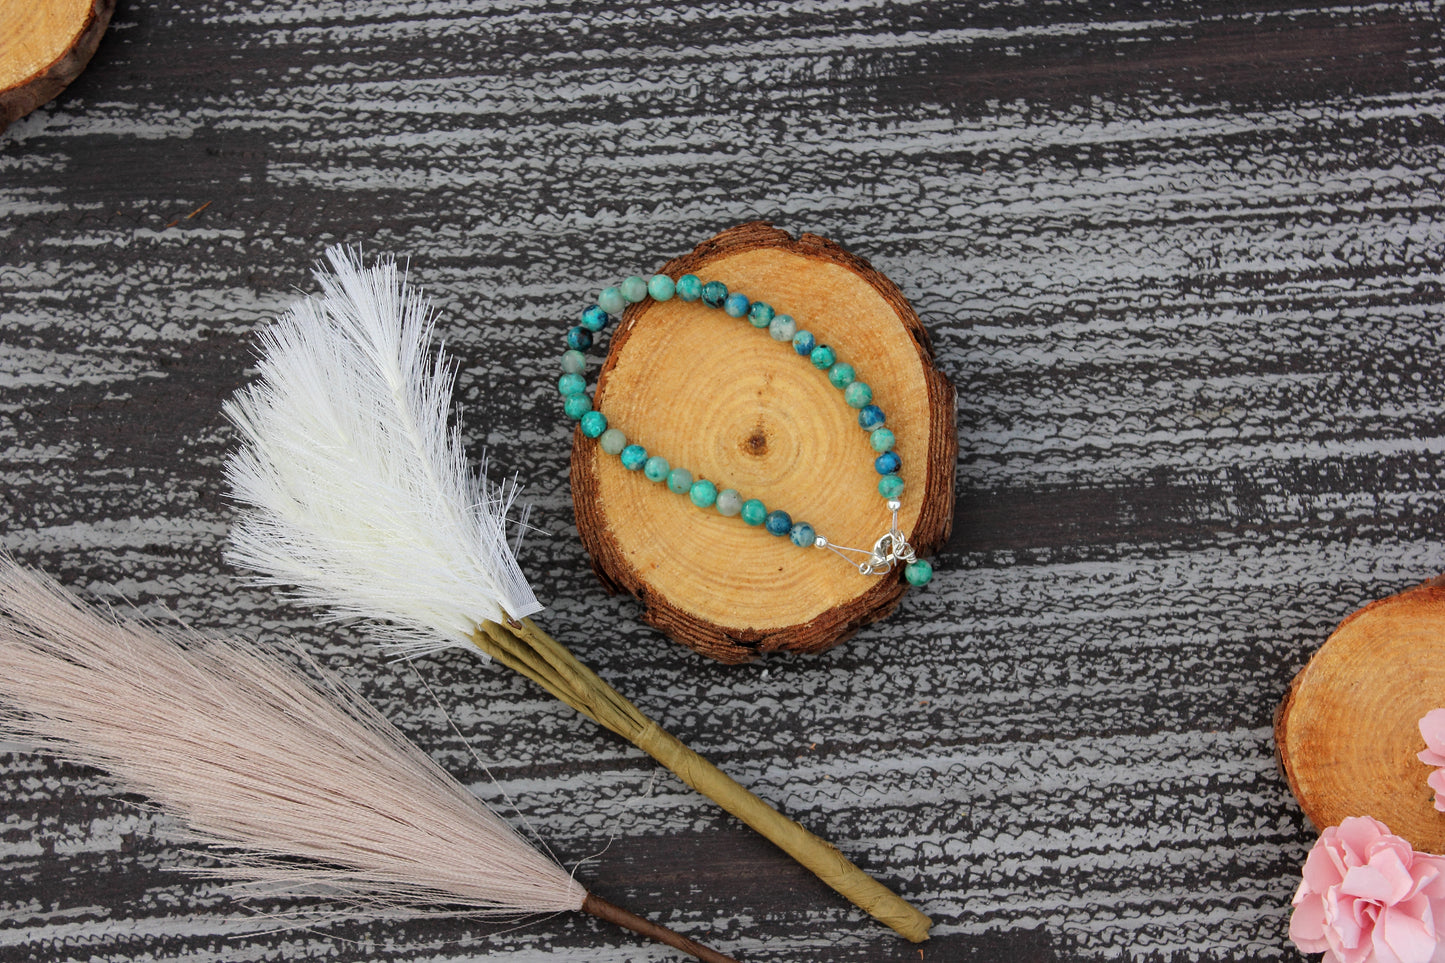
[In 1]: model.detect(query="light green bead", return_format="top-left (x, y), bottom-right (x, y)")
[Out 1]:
top-left (667, 468), bottom-right (693, 494)
top-left (561, 349), bottom-right (586, 375)
top-left (878, 473), bottom-right (905, 498)
top-left (740, 498), bottom-right (767, 526)
top-left (870, 427), bottom-right (896, 453)
top-left (828, 363), bottom-right (855, 389)
top-left (844, 381), bottom-right (873, 408)
top-left (647, 274), bottom-right (676, 301)
top-left (769, 314), bottom-right (796, 341)
top-left (599, 427), bottom-right (627, 455)
top-left (597, 286), bottom-right (626, 315)
top-left (715, 488), bottom-right (743, 516)
top-left (689, 479), bottom-right (718, 508)
top-left (644, 455), bottom-right (670, 482)
top-left (620, 276), bottom-right (648, 303)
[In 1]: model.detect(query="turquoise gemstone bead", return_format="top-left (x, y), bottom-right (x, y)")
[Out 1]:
top-left (648, 274), bottom-right (676, 301)
top-left (689, 479), bottom-right (718, 508)
top-left (599, 427), bottom-right (627, 455)
top-left (715, 488), bottom-right (743, 516)
top-left (643, 455), bottom-right (670, 482)
top-left (620, 444), bottom-right (647, 471)
top-left (792, 330), bottom-right (816, 355)
top-left (676, 274), bottom-right (702, 301)
top-left (748, 301), bottom-right (775, 328)
top-left (769, 314), bottom-right (796, 341)
top-left (620, 276), bottom-right (648, 303)
top-left (828, 362), bottom-right (855, 389)
top-left (566, 327), bottom-right (593, 351)
top-left (701, 280), bottom-right (728, 308)
top-left (581, 305), bottom-right (609, 331)
top-left (580, 410), bottom-right (607, 438)
top-left (809, 345), bottom-right (835, 369)
top-left (878, 473), bottom-right (905, 498)
top-left (789, 522), bottom-right (815, 547)
top-left (561, 349), bottom-right (586, 375)
top-left (667, 468), bottom-right (693, 494)
top-left (558, 373), bottom-right (586, 396)
top-left (740, 498), bottom-right (767, 526)
top-left (723, 292), bottom-right (750, 318)
top-left (844, 381), bottom-right (873, 408)
top-left (905, 559), bottom-right (933, 587)
top-left (870, 427), bottom-right (896, 453)
top-left (875, 451), bottom-right (901, 475)
top-left (598, 286), bottom-right (626, 316)
top-left (563, 393), bottom-right (592, 420)
top-left (858, 405), bottom-right (885, 430)
top-left (764, 509), bottom-right (792, 536)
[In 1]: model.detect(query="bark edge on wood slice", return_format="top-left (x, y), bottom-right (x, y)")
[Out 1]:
top-left (0, 0), bottom-right (116, 133)
top-left (1276, 576), bottom-right (1445, 852)
top-left (571, 222), bottom-right (956, 663)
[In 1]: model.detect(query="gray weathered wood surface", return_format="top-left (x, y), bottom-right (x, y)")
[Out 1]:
top-left (2, 2), bottom-right (1442, 961)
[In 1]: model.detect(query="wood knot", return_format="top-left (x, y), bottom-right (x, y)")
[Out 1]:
top-left (741, 427), bottom-right (769, 457)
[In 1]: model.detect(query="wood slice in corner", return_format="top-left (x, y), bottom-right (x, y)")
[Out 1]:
top-left (571, 222), bottom-right (956, 663)
top-left (0, 0), bottom-right (115, 133)
top-left (1276, 577), bottom-right (1445, 852)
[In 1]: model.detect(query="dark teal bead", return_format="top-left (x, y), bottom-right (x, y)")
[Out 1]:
top-left (581, 305), bottom-right (609, 331)
top-left (828, 362), bottom-right (855, 389)
top-left (740, 498), bottom-right (767, 526)
top-left (620, 444), bottom-right (647, 470)
top-left (858, 405), bottom-right (885, 429)
top-left (875, 451), bottom-right (901, 475)
top-left (792, 330), bottom-right (816, 355)
top-left (748, 301), bottom-right (775, 328)
top-left (558, 373), bottom-right (586, 396)
top-left (643, 455), bottom-right (670, 482)
top-left (723, 292), bottom-right (750, 318)
top-left (676, 274), bottom-right (702, 301)
top-left (764, 509), bottom-right (792, 536)
top-left (620, 276), bottom-right (648, 303)
top-left (647, 274), bottom-right (676, 301)
top-left (566, 326), bottom-right (593, 351)
top-left (667, 468), bottom-right (693, 494)
top-left (580, 410), bottom-right (607, 438)
top-left (878, 473), bottom-right (905, 498)
top-left (905, 559), bottom-right (934, 587)
top-left (701, 280), bottom-right (728, 308)
top-left (561, 349), bottom-right (587, 375)
top-left (844, 381), bottom-right (873, 408)
top-left (597, 287), bottom-right (627, 316)
top-left (563, 393), bottom-right (592, 420)
top-left (809, 345), bottom-right (835, 369)
top-left (870, 427), bottom-right (896, 453)
top-left (689, 479), bottom-right (718, 508)
top-left (789, 522), bottom-right (815, 547)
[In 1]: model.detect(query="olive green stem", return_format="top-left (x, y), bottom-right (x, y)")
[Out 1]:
top-left (472, 618), bottom-right (932, 943)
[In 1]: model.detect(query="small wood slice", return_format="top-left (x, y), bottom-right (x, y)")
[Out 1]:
top-left (1276, 576), bottom-right (1445, 851)
top-left (0, 0), bottom-right (115, 133)
top-left (571, 222), bottom-right (956, 663)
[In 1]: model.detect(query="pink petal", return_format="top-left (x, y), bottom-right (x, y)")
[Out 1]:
top-left (1338, 816), bottom-right (1392, 863)
top-left (1342, 849), bottom-right (1416, 904)
top-left (1430, 770), bottom-right (1445, 813)
top-left (1420, 709), bottom-right (1445, 753)
top-left (1291, 892), bottom-right (1331, 952)
top-left (1307, 840), bottom-right (1351, 891)
top-left (1375, 904), bottom-right (1440, 963)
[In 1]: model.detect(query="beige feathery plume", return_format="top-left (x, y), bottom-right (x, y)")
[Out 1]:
top-left (0, 555), bottom-right (738, 962)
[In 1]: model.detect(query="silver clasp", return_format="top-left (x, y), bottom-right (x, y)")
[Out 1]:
top-left (815, 499), bottom-right (916, 576)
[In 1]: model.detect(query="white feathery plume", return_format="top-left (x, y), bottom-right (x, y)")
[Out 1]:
top-left (223, 246), bottom-right (540, 654)
top-left (0, 556), bottom-right (739, 962)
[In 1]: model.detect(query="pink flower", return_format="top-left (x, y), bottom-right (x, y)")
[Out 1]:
top-left (1291, 816), bottom-right (1445, 963)
top-left (1418, 709), bottom-right (1445, 813)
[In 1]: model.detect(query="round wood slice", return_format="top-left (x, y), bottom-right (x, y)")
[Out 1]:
top-left (0, 0), bottom-right (115, 133)
top-left (571, 222), bottom-right (956, 663)
top-left (1276, 576), bottom-right (1445, 851)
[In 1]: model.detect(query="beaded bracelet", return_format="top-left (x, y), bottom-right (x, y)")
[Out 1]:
top-left (558, 272), bottom-right (934, 588)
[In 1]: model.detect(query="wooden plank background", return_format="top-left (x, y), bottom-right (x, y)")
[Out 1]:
top-left (2, 2), bottom-right (1443, 961)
